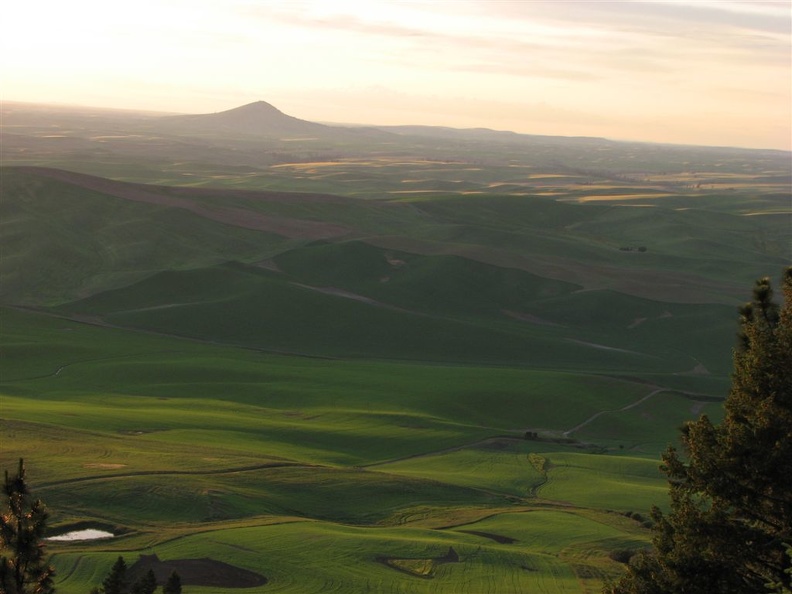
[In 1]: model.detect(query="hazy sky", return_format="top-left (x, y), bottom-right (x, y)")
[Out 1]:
top-left (3, 0), bottom-right (790, 149)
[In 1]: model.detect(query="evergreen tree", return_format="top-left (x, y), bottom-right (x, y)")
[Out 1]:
top-left (606, 268), bottom-right (792, 593)
top-left (162, 572), bottom-right (181, 594)
top-left (130, 569), bottom-right (157, 594)
top-left (102, 557), bottom-right (128, 594)
top-left (0, 458), bottom-right (56, 594)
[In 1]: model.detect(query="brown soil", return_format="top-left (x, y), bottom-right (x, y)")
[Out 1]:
top-left (376, 546), bottom-right (459, 579)
top-left (21, 167), bottom-right (350, 240)
top-left (129, 554), bottom-right (267, 588)
top-left (82, 463), bottom-right (126, 469)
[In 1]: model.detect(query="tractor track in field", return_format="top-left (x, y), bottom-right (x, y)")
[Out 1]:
top-left (562, 382), bottom-right (724, 438)
top-left (35, 461), bottom-right (320, 489)
top-left (562, 388), bottom-right (666, 437)
top-left (8, 350), bottom-right (185, 382)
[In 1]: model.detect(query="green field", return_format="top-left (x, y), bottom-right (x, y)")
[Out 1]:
top-left (2, 306), bottom-right (666, 592)
top-left (1, 104), bottom-right (790, 592)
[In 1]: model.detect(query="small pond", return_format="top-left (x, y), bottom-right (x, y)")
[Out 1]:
top-left (47, 529), bottom-right (114, 542)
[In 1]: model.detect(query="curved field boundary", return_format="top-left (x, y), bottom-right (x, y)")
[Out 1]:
top-left (35, 462), bottom-right (318, 490)
top-left (362, 435), bottom-right (526, 468)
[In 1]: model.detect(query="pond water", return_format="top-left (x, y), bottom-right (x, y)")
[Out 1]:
top-left (47, 529), bottom-right (114, 542)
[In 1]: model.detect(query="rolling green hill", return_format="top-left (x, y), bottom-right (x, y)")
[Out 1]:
top-left (3, 166), bottom-right (783, 383)
top-left (1, 110), bottom-right (789, 593)
top-left (3, 305), bottom-right (669, 592)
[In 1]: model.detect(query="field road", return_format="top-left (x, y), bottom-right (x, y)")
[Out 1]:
top-left (562, 388), bottom-right (666, 437)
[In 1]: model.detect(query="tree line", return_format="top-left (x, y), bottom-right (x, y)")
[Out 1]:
top-left (89, 557), bottom-right (181, 594)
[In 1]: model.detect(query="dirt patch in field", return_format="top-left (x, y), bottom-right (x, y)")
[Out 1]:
top-left (254, 259), bottom-right (281, 272)
top-left (627, 317), bottom-right (646, 329)
top-left (83, 463), bottom-right (127, 470)
top-left (129, 554), bottom-right (267, 588)
top-left (502, 309), bottom-right (563, 327)
top-left (376, 547), bottom-right (459, 579)
top-left (687, 362), bottom-right (710, 375)
top-left (574, 193), bottom-right (673, 203)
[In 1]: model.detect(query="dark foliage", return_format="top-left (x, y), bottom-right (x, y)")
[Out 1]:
top-left (95, 557), bottom-right (162, 594)
top-left (0, 459), bottom-right (56, 594)
top-left (605, 268), bottom-right (792, 593)
top-left (102, 557), bottom-right (127, 594)
top-left (130, 569), bottom-right (157, 594)
top-left (162, 572), bottom-right (181, 594)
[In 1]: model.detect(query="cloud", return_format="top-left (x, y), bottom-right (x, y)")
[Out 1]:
top-left (458, 62), bottom-right (603, 82)
top-left (5, 0), bottom-right (788, 149)
top-left (239, 0), bottom-right (789, 84)
top-left (474, 0), bottom-right (790, 37)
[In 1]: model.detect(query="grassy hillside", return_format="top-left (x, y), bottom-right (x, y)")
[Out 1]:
top-left (3, 167), bottom-right (789, 309)
top-left (2, 167), bottom-right (769, 395)
top-left (0, 168), bottom-right (287, 304)
top-left (1, 306), bottom-right (672, 592)
top-left (1, 118), bottom-right (788, 593)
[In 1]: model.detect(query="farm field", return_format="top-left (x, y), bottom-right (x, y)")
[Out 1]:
top-left (1, 101), bottom-right (790, 592)
top-left (2, 310), bottom-right (676, 592)
top-left (2, 306), bottom-right (664, 593)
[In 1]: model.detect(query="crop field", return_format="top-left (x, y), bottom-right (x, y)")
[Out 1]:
top-left (2, 306), bottom-right (665, 592)
top-left (0, 103), bottom-right (790, 592)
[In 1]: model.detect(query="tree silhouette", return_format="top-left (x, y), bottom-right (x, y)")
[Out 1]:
top-left (0, 458), bottom-right (55, 594)
top-left (162, 571), bottom-right (181, 594)
top-left (131, 569), bottom-right (157, 594)
top-left (102, 556), bottom-right (128, 594)
top-left (606, 268), bottom-right (792, 593)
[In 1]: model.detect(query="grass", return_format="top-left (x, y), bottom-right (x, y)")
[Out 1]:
top-left (49, 510), bottom-right (649, 593)
top-left (536, 452), bottom-right (668, 512)
top-left (1, 306), bottom-right (676, 592)
top-left (2, 130), bottom-right (787, 592)
top-left (0, 168), bottom-right (287, 305)
top-left (51, 261), bottom-right (690, 372)
top-left (373, 440), bottom-right (550, 498)
top-left (573, 390), bottom-right (726, 453)
top-left (377, 442), bottom-right (671, 513)
top-left (41, 244), bottom-right (741, 383)
top-left (1, 307), bottom-right (657, 470)
top-left (4, 166), bottom-right (788, 312)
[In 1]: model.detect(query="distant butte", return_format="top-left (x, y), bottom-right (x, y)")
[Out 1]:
top-left (160, 100), bottom-right (329, 136)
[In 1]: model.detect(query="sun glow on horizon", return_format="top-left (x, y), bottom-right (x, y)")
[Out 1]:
top-left (2, 0), bottom-right (790, 150)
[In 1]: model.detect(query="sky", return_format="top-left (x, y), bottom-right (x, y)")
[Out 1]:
top-left (2, 0), bottom-right (791, 150)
